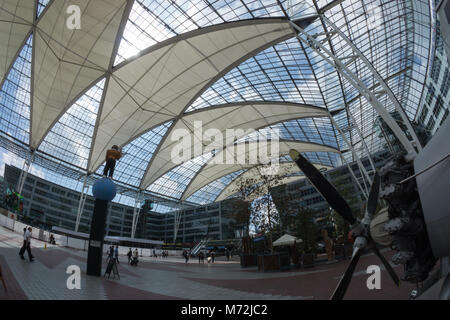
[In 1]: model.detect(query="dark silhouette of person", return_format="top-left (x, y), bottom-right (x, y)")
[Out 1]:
top-left (183, 250), bottom-right (189, 263)
top-left (198, 251), bottom-right (205, 264)
top-left (127, 248), bottom-right (132, 264)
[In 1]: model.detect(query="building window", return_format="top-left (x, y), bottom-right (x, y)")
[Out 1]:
top-left (426, 117), bottom-right (435, 130)
top-left (25, 177), bottom-right (35, 184)
top-left (436, 22), bottom-right (444, 55)
top-left (51, 187), bottom-right (65, 196)
top-left (431, 57), bottom-right (441, 83)
top-left (426, 85), bottom-right (435, 105)
top-left (36, 181), bottom-right (49, 190)
top-left (441, 109), bottom-right (449, 126)
top-left (419, 106), bottom-right (429, 125)
top-left (433, 96), bottom-right (444, 118)
top-left (441, 68), bottom-right (450, 98)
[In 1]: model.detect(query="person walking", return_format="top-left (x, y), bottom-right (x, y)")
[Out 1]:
top-left (183, 249), bottom-right (189, 264)
top-left (19, 227), bottom-right (27, 259)
top-left (127, 248), bottom-right (132, 264)
top-left (130, 248), bottom-right (139, 266)
top-left (103, 145), bottom-right (123, 179)
top-left (20, 227), bottom-right (34, 262)
top-left (225, 248), bottom-right (230, 261)
top-left (114, 245), bottom-right (119, 264)
top-left (198, 251), bottom-right (204, 264)
top-left (211, 250), bottom-right (215, 263)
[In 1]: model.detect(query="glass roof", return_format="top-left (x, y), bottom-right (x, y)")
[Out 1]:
top-left (96, 121), bottom-right (173, 187)
top-left (0, 0), bottom-right (435, 207)
top-left (147, 153), bottom-right (213, 198)
top-left (0, 35), bottom-right (32, 145)
top-left (115, 0), bottom-right (286, 65)
top-left (186, 169), bottom-right (246, 205)
top-left (40, 79), bottom-right (106, 169)
top-left (37, 0), bottom-right (51, 18)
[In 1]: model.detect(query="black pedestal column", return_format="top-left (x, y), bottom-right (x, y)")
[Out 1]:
top-left (87, 199), bottom-right (109, 276)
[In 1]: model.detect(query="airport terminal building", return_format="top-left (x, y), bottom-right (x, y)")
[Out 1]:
top-left (2, 164), bottom-right (238, 244)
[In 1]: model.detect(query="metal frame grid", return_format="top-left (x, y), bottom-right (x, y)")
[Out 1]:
top-left (95, 121), bottom-right (173, 187)
top-left (0, 35), bottom-right (33, 145)
top-left (115, 0), bottom-right (286, 65)
top-left (37, 0), bottom-right (50, 18)
top-left (39, 79), bottom-right (106, 169)
top-left (186, 169), bottom-right (246, 205)
top-left (147, 153), bottom-right (213, 199)
top-left (0, 0), bottom-right (436, 207)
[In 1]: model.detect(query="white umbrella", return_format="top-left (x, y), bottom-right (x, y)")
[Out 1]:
top-left (273, 234), bottom-right (303, 246)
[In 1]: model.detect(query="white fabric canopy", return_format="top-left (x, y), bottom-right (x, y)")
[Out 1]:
top-left (273, 234), bottom-right (302, 246)
top-left (31, 0), bottom-right (127, 148)
top-left (141, 102), bottom-right (328, 188)
top-left (216, 161), bottom-right (331, 201)
top-left (241, 175), bottom-right (310, 202)
top-left (182, 139), bottom-right (337, 200)
top-left (0, 0), bottom-right (34, 87)
top-left (89, 19), bottom-right (295, 173)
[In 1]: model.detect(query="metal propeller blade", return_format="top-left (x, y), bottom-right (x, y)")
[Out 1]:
top-left (371, 243), bottom-right (400, 287)
top-left (331, 246), bottom-right (363, 300)
top-left (365, 172), bottom-right (380, 221)
top-left (289, 149), bottom-right (356, 224)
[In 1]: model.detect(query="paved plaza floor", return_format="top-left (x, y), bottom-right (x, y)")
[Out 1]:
top-left (0, 226), bottom-right (417, 300)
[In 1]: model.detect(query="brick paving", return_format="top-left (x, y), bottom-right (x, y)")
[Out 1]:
top-left (0, 226), bottom-right (417, 300)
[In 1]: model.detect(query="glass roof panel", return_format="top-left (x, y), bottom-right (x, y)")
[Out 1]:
top-left (235, 116), bottom-right (339, 167)
top-left (188, 37), bottom-right (327, 111)
top-left (0, 35), bottom-right (32, 145)
top-left (147, 153), bottom-right (213, 198)
top-left (39, 79), bottom-right (106, 169)
top-left (0, 0), bottom-right (434, 206)
top-left (115, 0), bottom-right (285, 65)
top-left (187, 169), bottom-right (246, 205)
top-left (96, 121), bottom-right (173, 187)
top-left (37, 0), bottom-right (51, 18)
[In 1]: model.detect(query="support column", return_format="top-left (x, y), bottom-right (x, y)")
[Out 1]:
top-left (131, 190), bottom-right (143, 239)
top-left (173, 203), bottom-right (183, 243)
top-left (17, 150), bottom-right (35, 194)
top-left (86, 178), bottom-right (116, 276)
top-left (339, 153), bottom-right (368, 200)
top-left (219, 202), bottom-right (222, 240)
top-left (345, 111), bottom-right (376, 173)
top-left (86, 199), bottom-right (109, 276)
top-left (75, 173), bottom-right (89, 232)
top-left (321, 15), bottom-right (422, 154)
top-left (291, 20), bottom-right (419, 159)
top-left (329, 114), bottom-right (372, 190)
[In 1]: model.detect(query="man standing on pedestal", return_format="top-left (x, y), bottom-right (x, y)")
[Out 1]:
top-left (103, 145), bottom-right (123, 179)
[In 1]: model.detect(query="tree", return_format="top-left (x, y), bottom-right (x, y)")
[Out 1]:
top-left (228, 198), bottom-right (251, 238)
top-left (292, 206), bottom-right (319, 254)
top-left (228, 164), bottom-right (287, 252)
top-left (270, 184), bottom-right (300, 235)
top-left (227, 176), bottom-right (257, 238)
